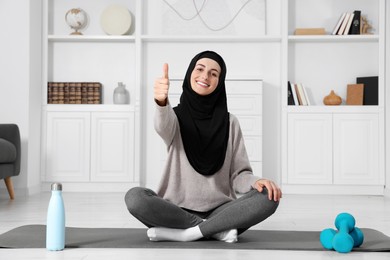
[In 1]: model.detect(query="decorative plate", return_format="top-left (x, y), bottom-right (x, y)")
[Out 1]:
top-left (100, 5), bottom-right (132, 35)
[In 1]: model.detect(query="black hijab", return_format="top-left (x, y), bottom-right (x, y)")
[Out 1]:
top-left (173, 51), bottom-right (229, 176)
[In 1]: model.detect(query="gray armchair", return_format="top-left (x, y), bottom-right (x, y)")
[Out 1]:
top-left (0, 124), bottom-right (21, 199)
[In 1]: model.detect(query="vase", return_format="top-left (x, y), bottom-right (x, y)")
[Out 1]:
top-left (113, 82), bottom-right (129, 104)
top-left (323, 90), bottom-right (342, 105)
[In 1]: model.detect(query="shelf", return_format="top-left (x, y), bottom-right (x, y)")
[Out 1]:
top-left (48, 35), bottom-right (136, 42)
top-left (44, 104), bottom-right (135, 112)
top-left (141, 35), bottom-right (282, 43)
top-left (288, 34), bottom-right (379, 42)
top-left (47, 35), bottom-right (282, 43)
top-left (286, 105), bottom-right (382, 114)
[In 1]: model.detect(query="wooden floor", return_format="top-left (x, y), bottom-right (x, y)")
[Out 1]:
top-left (0, 191), bottom-right (389, 259)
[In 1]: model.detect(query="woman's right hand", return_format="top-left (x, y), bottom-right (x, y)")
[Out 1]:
top-left (154, 63), bottom-right (170, 106)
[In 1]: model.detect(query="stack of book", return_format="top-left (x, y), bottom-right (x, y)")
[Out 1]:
top-left (48, 82), bottom-right (102, 104)
top-left (344, 76), bottom-right (379, 106)
top-left (332, 10), bottom-right (361, 35)
top-left (288, 81), bottom-right (311, 106)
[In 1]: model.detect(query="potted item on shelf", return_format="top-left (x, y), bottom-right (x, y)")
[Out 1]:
top-left (65, 8), bottom-right (88, 35)
top-left (113, 82), bottom-right (130, 104)
top-left (323, 90), bottom-right (342, 105)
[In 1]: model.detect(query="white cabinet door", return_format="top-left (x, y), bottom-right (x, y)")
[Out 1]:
top-left (46, 112), bottom-right (90, 182)
top-left (90, 112), bottom-right (134, 182)
top-left (287, 114), bottom-right (333, 184)
top-left (333, 114), bottom-right (380, 185)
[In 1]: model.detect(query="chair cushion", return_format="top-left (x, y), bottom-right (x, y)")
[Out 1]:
top-left (0, 138), bottom-right (17, 163)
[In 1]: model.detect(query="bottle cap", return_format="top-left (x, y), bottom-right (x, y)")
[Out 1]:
top-left (51, 183), bottom-right (62, 191)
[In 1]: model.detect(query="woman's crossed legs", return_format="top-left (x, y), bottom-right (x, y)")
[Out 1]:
top-left (124, 187), bottom-right (278, 242)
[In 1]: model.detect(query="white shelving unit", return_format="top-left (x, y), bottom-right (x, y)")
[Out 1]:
top-left (41, 0), bottom-right (279, 191)
top-left (41, 0), bottom-right (139, 191)
top-left (281, 0), bottom-right (386, 195)
top-left (41, 0), bottom-right (386, 194)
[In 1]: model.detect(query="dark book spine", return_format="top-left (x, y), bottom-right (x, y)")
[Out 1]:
top-left (75, 83), bottom-right (82, 104)
top-left (349, 10), bottom-right (361, 34)
top-left (93, 82), bottom-right (102, 104)
top-left (69, 82), bottom-right (76, 104)
top-left (357, 76), bottom-right (378, 105)
top-left (47, 82), bottom-right (53, 104)
top-left (288, 81), bottom-right (295, 105)
top-left (81, 83), bottom-right (88, 104)
top-left (87, 83), bottom-right (95, 104)
top-left (56, 83), bottom-right (64, 104)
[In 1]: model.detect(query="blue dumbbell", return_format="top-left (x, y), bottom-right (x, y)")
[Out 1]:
top-left (350, 226), bottom-right (364, 247)
top-left (320, 228), bottom-right (336, 250)
top-left (320, 213), bottom-right (364, 253)
top-left (332, 213), bottom-right (355, 253)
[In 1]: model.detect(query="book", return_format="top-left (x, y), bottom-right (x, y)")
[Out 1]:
top-left (289, 81), bottom-right (299, 105)
top-left (287, 81), bottom-right (295, 105)
top-left (294, 84), bottom-right (303, 105)
top-left (349, 10), bottom-right (361, 34)
top-left (337, 13), bottom-right (351, 35)
top-left (356, 76), bottom-right (378, 105)
top-left (301, 83), bottom-right (311, 105)
top-left (343, 13), bottom-right (355, 35)
top-left (346, 84), bottom-right (364, 105)
top-left (290, 83), bottom-right (299, 106)
top-left (332, 13), bottom-right (347, 35)
top-left (294, 28), bottom-right (326, 35)
top-left (296, 83), bottom-right (308, 106)
top-left (48, 82), bottom-right (102, 104)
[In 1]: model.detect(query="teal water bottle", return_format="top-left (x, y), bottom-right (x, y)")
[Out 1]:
top-left (46, 183), bottom-right (65, 251)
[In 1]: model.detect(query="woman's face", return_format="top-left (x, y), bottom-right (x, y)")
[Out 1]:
top-left (190, 58), bottom-right (221, 96)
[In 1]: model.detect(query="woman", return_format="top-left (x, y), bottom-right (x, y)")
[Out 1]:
top-left (125, 50), bottom-right (282, 243)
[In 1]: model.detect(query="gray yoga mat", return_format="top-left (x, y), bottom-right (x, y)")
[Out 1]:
top-left (0, 225), bottom-right (389, 251)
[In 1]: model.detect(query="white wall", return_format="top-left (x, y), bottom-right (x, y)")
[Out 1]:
top-left (28, 0), bottom-right (43, 195)
top-left (0, 0), bottom-right (42, 197)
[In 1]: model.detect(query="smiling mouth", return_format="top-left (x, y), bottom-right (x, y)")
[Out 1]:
top-left (196, 81), bottom-right (209, 88)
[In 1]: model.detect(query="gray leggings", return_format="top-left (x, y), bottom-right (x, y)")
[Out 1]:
top-left (125, 187), bottom-right (279, 238)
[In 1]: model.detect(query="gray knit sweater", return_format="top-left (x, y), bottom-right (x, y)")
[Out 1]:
top-left (155, 102), bottom-right (260, 212)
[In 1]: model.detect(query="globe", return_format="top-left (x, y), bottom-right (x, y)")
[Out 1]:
top-left (65, 8), bottom-right (88, 35)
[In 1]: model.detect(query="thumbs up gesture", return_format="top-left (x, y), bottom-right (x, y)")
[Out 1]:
top-left (154, 63), bottom-right (170, 106)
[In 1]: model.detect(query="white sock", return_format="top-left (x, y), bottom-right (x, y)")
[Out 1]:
top-left (147, 226), bottom-right (203, 242)
top-left (211, 229), bottom-right (238, 243)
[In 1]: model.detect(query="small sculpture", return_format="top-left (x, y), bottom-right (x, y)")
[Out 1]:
top-left (323, 90), bottom-right (342, 105)
top-left (361, 16), bottom-right (372, 35)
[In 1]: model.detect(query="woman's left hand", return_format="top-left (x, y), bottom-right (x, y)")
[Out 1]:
top-left (253, 179), bottom-right (282, 202)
